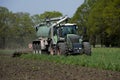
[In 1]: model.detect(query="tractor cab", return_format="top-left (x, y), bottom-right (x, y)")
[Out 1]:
top-left (58, 23), bottom-right (78, 37)
top-left (53, 23), bottom-right (79, 41)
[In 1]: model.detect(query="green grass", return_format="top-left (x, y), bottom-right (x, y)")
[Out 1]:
top-left (0, 49), bottom-right (15, 54)
top-left (2, 48), bottom-right (119, 71)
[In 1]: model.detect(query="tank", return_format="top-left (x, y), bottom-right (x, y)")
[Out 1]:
top-left (36, 25), bottom-right (50, 38)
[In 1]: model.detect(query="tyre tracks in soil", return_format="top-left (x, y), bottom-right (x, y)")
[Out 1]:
top-left (0, 54), bottom-right (120, 80)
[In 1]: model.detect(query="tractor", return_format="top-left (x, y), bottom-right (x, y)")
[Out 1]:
top-left (32, 16), bottom-right (91, 55)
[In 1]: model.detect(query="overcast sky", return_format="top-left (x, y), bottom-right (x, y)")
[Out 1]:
top-left (0, 0), bottom-right (84, 17)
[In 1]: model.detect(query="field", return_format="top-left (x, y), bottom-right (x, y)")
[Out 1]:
top-left (0, 48), bottom-right (120, 80)
top-left (21, 48), bottom-right (120, 71)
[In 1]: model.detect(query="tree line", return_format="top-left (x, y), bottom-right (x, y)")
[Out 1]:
top-left (71, 0), bottom-right (120, 47)
top-left (0, 6), bottom-right (62, 49)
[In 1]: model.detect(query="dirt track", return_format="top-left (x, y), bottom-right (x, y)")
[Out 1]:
top-left (0, 54), bottom-right (120, 80)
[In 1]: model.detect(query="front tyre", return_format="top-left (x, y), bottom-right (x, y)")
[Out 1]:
top-left (83, 42), bottom-right (91, 56)
top-left (57, 43), bottom-right (67, 55)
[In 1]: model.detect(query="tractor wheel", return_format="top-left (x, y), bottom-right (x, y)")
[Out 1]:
top-left (49, 43), bottom-right (56, 55)
top-left (83, 42), bottom-right (91, 56)
top-left (33, 44), bottom-right (37, 54)
top-left (57, 43), bottom-right (67, 55)
top-left (50, 46), bottom-right (57, 55)
top-left (33, 43), bottom-right (41, 54)
top-left (36, 43), bottom-right (41, 54)
top-left (49, 41), bottom-right (57, 55)
top-left (50, 47), bottom-right (54, 55)
top-left (50, 41), bottom-right (53, 55)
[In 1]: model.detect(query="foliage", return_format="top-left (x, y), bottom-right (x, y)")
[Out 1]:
top-left (31, 14), bottom-right (42, 26)
top-left (71, 0), bottom-right (120, 47)
top-left (39, 11), bottom-right (63, 19)
top-left (21, 48), bottom-right (120, 71)
top-left (1, 0), bottom-right (120, 48)
top-left (0, 49), bottom-right (15, 54)
top-left (31, 11), bottom-right (63, 26)
top-left (0, 7), bottom-right (36, 49)
top-left (0, 6), bottom-right (63, 49)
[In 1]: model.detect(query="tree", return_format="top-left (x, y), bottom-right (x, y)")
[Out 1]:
top-left (72, 0), bottom-right (120, 47)
top-left (0, 6), bottom-right (11, 48)
top-left (31, 14), bottom-right (41, 27)
top-left (88, 0), bottom-right (120, 47)
top-left (0, 7), bottom-right (36, 49)
top-left (31, 11), bottom-right (63, 27)
top-left (11, 12), bottom-right (36, 47)
top-left (71, 0), bottom-right (98, 45)
top-left (39, 11), bottom-right (63, 19)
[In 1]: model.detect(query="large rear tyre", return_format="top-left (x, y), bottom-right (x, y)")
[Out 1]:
top-left (57, 43), bottom-right (67, 55)
top-left (83, 42), bottom-right (91, 56)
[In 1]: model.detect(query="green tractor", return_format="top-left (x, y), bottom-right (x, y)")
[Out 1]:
top-left (32, 16), bottom-right (91, 55)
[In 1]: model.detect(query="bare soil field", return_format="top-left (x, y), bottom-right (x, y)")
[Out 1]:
top-left (0, 53), bottom-right (120, 80)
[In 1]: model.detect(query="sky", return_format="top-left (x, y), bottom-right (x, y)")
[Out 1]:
top-left (0, 0), bottom-right (84, 17)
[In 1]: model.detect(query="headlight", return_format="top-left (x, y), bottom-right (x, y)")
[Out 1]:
top-left (79, 39), bottom-right (82, 44)
top-left (79, 48), bottom-right (82, 49)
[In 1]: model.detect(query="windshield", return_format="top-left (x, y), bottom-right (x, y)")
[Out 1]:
top-left (60, 25), bottom-right (77, 37)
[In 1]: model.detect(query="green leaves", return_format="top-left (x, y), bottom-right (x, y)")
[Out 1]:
top-left (31, 11), bottom-right (63, 27)
top-left (39, 11), bottom-right (63, 19)
top-left (71, 0), bottom-right (120, 47)
top-left (0, 7), bottom-right (36, 48)
top-left (0, 7), bottom-right (63, 49)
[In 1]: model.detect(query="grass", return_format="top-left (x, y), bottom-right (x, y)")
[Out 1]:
top-left (0, 48), bottom-right (119, 71)
top-left (0, 49), bottom-right (15, 54)
top-left (20, 48), bottom-right (120, 71)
